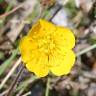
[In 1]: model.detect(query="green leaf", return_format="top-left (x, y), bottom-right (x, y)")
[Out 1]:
top-left (0, 0), bottom-right (4, 3)
top-left (0, 51), bottom-right (5, 60)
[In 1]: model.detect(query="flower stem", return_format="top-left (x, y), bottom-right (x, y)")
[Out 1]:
top-left (45, 77), bottom-right (50, 96)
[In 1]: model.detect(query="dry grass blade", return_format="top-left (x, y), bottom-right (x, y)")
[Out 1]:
top-left (0, 4), bottom-right (24, 18)
top-left (0, 57), bottom-right (22, 89)
top-left (6, 64), bottom-right (24, 96)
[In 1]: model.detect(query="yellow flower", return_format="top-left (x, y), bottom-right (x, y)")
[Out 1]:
top-left (19, 19), bottom-right (75, 77)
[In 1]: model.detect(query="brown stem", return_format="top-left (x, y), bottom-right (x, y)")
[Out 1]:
top-left (49, 5), bottom-right (62, 21)
top-left (0, 4), bottom-right (24, 18)
top-left (6, 65), bottom-right (24, 96)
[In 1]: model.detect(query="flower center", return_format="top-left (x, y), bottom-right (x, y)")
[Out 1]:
top-left (38, 35), bottom-right (55, 55)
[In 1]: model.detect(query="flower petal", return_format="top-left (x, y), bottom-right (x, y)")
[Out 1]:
top-left (26, 58), bottom-right (37, 72)
top-left (19, 36), bottom-right (38, 63)
top-left (26, 53), bottom-right (49, 77)
top-left (28, 19), bottom-right (56, 38)
top-left (50, 50), bottom-right (75, 76)
top-left (48, 48), bottom-right (68, 67)
top-left (53, 26), bottom-right (75, 49)
top-left (19, 36), bottom-right (31, 63)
